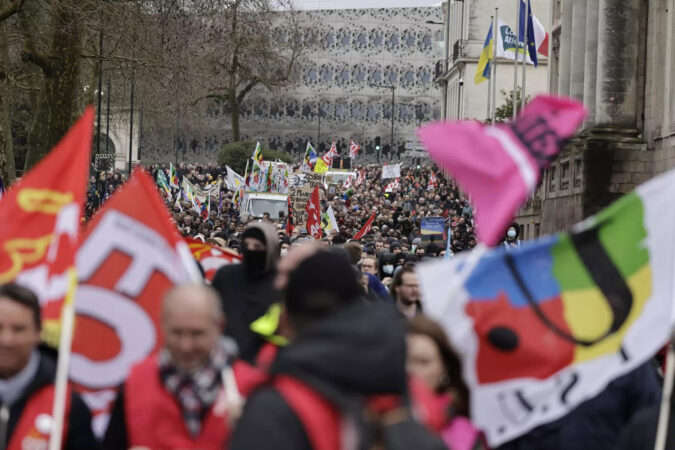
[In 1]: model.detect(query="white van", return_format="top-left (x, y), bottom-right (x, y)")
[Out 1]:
top-left (242, 192), bottom-right (288, 219)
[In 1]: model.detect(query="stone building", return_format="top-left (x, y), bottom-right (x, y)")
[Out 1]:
top-left (516, 0), bottom-right (673, 239)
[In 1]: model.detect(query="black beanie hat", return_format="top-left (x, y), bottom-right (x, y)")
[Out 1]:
top-left (285, 250), bottom-right (361, 319)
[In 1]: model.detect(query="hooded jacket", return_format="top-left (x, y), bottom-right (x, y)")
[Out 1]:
top-left (212, 222), bottom-right (282, 362)
top-left (230, 302), bottom-right (444, 450)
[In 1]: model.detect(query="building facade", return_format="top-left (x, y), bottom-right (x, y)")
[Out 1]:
top-left (437, 0), bottom-right (550, 123)
top-left (516, 0), bottom-right (675, 238)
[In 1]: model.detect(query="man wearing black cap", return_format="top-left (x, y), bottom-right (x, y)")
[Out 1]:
top-left (212, 222), bottom-right (282, 362)
top-left (230, 246), bottom-right (445, 450)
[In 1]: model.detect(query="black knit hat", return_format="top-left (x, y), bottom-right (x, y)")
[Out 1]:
top-left (285, 250), bottom-right (361, 320)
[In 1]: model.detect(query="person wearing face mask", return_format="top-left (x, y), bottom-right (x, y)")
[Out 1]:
top-left (212, 222), bottom-right (282, 363)
top-left (378, 252), bottom-right (397, 282)
top-left (503, 223), bottom-right (521, 250)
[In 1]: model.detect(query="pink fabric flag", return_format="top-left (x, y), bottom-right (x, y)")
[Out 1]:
top-left (418, 95), bottom-right (585, 246)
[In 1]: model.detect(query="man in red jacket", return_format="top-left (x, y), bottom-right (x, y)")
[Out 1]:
top-left (0, 283), bottom-right (96, 450)
top-left (103, 283), bottom-right (262, 450)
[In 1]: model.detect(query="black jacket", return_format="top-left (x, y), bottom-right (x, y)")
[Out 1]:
top-left (0, 349), bottom-right (97, 450)
top-left (212, 223), bottom-right (281, 362)
top-left (230, 302), bottom-right (445, 450)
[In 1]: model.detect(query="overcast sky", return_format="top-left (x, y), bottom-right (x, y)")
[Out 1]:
top-left (291, 0), bottom-right (440, 10)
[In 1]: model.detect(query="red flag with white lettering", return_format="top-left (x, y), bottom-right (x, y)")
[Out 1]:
top-left (305, 185), bottom-right (322, 240)
top-left (71, 168), bottom-right (200, 436)
top-left (353, 211), bottom-right (376, 240)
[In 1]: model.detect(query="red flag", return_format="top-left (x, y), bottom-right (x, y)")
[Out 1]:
top-left (0, 108), bottom-right (93, 343)
top-left (353, 211), bottom-right (376, 240)
top-left (305, 185), bottom-right (322, 240)
top-left (349, 139), bottom-right (360, 159)
top-left (286, 195), bottom-right (294, 235)
top-left (71, 168), bottom-right (200, 434)
top-left (428, 172), bottom-right (438, 190)
top-left (322, 141), bottom-right (339, 166)
top-left (186, 238), bottom-right (240, 282)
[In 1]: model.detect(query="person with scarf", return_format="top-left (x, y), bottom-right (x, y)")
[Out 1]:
top-left (103, 284), bottom-right (261, 450)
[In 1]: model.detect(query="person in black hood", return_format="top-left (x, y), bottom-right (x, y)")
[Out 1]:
top-left (0, 283), bottom-right (97, 450)
top-left (230, 247), bottom-right (446, 450)
top-left (212, 222), bottom-right (282, 362)
top-left (378, 252), bottom-right (396, 281)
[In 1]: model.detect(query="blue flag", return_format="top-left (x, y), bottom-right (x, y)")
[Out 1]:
top-left (518, 0), bottom-right (538, 67)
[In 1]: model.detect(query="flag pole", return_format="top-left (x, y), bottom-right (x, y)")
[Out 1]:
top-left (521, 0), bottom-right (530, 111)
top-left (491, 8), bottom-right (499, 125)
top-left (655, 335), bottom-right (675, 450)
top-left (513, 0), bottom-right (521, 120)
top-left (48, 269), bottom-right (78, 450)
top-left (486, 16), bottom-right (493, 121)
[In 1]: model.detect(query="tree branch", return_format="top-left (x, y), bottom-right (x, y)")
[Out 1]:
top-left (236, 78), bottom-right (259, 104)
top-left (20, 46), bottom-right (54, 76)
top-left (0, 0), bottom-right (21, 23)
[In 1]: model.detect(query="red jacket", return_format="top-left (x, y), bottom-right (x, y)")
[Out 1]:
top-left (7, 385), bottom-right (71, 450)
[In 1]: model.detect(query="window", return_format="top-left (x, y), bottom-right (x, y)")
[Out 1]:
top-left (549, 165), bottom-right (556, 191)
top-left (574, 158), bottom-right (582, 188)
top-left (560, 161), bottom-right (570, 190)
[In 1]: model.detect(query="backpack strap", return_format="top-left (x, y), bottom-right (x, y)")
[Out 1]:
top-left (274, 375), bottom-right (341, 450)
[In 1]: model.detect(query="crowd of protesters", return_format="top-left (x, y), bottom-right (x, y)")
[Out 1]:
top-left (3, 157), bottom-right (665, 450)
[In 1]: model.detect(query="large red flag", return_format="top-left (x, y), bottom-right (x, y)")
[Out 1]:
top-left (186, 238), bottom-right (240, 282)
top-left (353, 211), bottom-right (376, 240)
top-left (70, 168), bottom-right (200, 436)
top-left (305, 185), bottom-right (322, 240)
top-left (0, 108), bottom-right (93, 343)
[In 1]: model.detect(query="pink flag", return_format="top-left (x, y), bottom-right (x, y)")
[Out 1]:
top-left (418, 95), bottom-right (585, 246)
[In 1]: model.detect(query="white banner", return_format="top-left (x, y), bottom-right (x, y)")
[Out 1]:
top-left (381, 163), bottom-right (401, 179)
top-left (496, 18), bottom-right (535, 64)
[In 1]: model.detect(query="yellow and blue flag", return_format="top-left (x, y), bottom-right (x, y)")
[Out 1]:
top-left (474, 23), bottom-right (493, 85)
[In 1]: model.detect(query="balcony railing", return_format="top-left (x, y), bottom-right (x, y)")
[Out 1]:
top-left (452, 39), bottom-right (468, 62)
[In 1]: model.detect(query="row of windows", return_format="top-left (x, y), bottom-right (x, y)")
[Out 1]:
top-left (547, 158), bottom-right (583, 192)
top-left (272, 27), bottom-right (439, 54)
top-left (302, 63), bottom-right (432, 88)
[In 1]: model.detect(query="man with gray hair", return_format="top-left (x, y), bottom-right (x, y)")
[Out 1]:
top-left (103, 283), bottom-right (255, 450)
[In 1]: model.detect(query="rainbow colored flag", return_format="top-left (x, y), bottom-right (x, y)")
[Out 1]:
top-left (418, 168), bottom-right (675, 446)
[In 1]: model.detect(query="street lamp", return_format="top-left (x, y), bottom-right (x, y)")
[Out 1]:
top-left (369, 83), bottom-right (396, 161)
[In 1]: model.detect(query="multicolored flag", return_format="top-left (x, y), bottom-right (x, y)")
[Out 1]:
top-left (349, 139), bottom-right (360, 159)
top-left (252, 141), bottom-right (263, 164)
top-left (418, 95), bottom-right (585, 246)
top-left (185, 238), bottom-right (240, 282)
top-left (71, 168), bottom-right (200, 435)
top-left (353, 211), bottom-right (376, 240)
top-left (169, 163), bottom-right (179, 188)
top-left (0, 108), bottom-right (93, 346)
top-left (520, 0), bottom-right (548, 57)
top-left (321, 205), bottom-right (339, 233)
top-left (302, 142), bottom-right (318, 172)
top-left (305, 185), bottom-right (322, 240)
top-left (156, 169), bottom-right (171, 198)
top-left (417, 168), bottom-right (675, 446)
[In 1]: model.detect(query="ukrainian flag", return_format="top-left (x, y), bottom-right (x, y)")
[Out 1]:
top-left (474, 23), bottom-right (493, 84)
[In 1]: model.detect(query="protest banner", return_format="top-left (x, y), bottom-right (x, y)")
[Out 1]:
top-left (421, 217), bottom-right (446, 244)
top-left (381, 163), bottom-right (401, 179)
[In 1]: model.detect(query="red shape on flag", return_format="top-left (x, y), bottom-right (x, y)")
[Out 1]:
top-left (186, 238), bottom-right (240, 282)
top-left (322, 141), bottom-right (339, 167)
top-left (305, 185), bottom-right (322, 240)
top-left (0, 108), bottom-right (93, 338)
top-left (353, 211), bottom-right (376, 240)
top-left (71, 168), bottom-right (200, 431)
